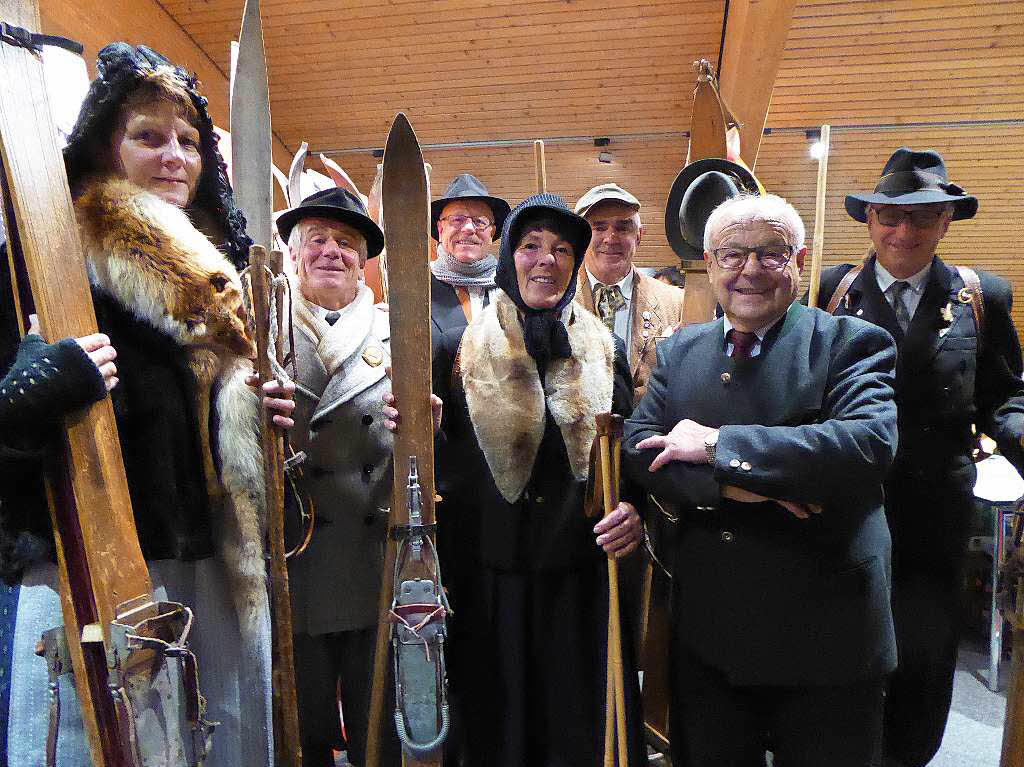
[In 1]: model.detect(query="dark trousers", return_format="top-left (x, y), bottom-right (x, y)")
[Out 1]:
top-left (882, 471), bottom-right (973, 767)
top-left (293, 628), bottom-right (401, 767)
top-left (669, 648), bottom-right (885, 767)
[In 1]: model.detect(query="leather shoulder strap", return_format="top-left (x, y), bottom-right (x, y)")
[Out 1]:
top-left (826, 263), bottom-right (865, 314)
top-left (955, 266), bottom-right (985, 340)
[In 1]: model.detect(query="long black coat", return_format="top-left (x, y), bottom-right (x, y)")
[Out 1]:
top-left (625, 302), bottom-right (899, 686)
top-left (431, 302), bottom-right (644, 766)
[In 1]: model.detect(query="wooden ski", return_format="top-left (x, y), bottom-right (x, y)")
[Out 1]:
top-left (366, 113), bottom-right (446, 767)
top-left (230, 0), bottom-right (301, 764)
top-left (0, 3), bottom-right (152, 764)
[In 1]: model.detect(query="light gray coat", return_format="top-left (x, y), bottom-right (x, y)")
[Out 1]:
top-left (287, 286), bottom-right (394, 635)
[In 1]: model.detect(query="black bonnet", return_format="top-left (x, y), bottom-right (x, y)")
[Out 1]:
top-left (62, 43), bottom-right (251, 271)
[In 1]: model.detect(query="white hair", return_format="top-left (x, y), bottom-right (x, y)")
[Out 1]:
top-left (704, 193), bottom-right (806, 252)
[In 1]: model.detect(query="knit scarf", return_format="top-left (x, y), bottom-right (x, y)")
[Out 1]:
top-left (429, 244), bottom-right (497, 288)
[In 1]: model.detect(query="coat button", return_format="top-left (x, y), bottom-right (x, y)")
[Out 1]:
top-left (721, 372), bottom-right (731, 383)
top-left (362, 414), bottom-right (373, 425)
top-left (729, 458), bottom-right (741, 468)
top-left (721, 531), bottom-right (734, 543)
top-left (363, 464), bottom-right (374, 475)
top-left (740, 461), bottom-right (752, 472)
top-left (642, 330), bottom-right (649, 338)
top-left (535, 496), bottom-right (545, 504)
top-left (642, 311), bottom-right (652, 320)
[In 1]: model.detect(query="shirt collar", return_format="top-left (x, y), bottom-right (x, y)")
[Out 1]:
top-left (875, 259), bottom-right (932, 295)
top-left (722, 313), bottom-right (784, 343)
top-left (585, 265), bottom-right (633, 300)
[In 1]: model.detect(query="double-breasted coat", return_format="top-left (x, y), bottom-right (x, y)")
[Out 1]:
top-left (287, 286), bottom-right (394, 636)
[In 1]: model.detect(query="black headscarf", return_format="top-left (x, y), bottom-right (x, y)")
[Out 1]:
top-left (494, 194), bottom-right (591, 372)
top-left (62, 43), bottom-right (251, 271)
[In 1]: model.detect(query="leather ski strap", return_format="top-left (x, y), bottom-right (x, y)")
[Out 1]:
top-left (826, 262), bottom-right (865, 314)
top-left (955, 266), bottom-right (985, 344)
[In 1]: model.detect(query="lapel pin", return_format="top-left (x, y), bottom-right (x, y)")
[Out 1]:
top-left (856, 308), bottom-right (864, 316)
top-left (940, 302), bottom-right (954, 324)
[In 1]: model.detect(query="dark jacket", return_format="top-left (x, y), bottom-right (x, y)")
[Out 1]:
top-left (624, 302), bottom-right (899, 685)
top-left (0, 285), bottom-right (219, 580)
top-left (819, 255), bottom-right (1024, 476)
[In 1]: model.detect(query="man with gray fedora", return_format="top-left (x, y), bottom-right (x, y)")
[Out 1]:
top-left (277, 187), bottom-right (399, 766)
top-left (573, 183), bottom-right (683, 399)
top-left (815, 148), bottom-right (1024, 767)
top-left (429, 173), bottom-right (510, 347)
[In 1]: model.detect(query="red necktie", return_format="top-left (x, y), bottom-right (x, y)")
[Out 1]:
top-left (728, 329), bottom-right (758, 358)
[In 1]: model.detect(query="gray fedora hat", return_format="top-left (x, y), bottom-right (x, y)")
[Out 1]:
top-left (845, 148), bottom-right (977, 223)
top-left (430, 174), bottom-right (510, 241)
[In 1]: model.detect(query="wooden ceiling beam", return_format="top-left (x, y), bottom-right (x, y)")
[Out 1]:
top-left (717, 0), bottom-right (798, 169)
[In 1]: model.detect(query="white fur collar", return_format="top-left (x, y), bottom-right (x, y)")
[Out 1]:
top-left (459, 289), bottom-right (614, 503)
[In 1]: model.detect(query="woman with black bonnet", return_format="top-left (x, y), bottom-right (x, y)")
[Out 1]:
top-left (0, 44), bottom-right (286, 766)
top-left (431, 194), bottom-right (646, 765)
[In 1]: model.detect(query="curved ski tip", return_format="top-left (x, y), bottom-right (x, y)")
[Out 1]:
top-left (385, 112), bottom-right (418, 149)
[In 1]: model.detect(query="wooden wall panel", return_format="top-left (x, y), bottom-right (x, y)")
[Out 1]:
top-left (769, 0), bottom-right (1024, 127)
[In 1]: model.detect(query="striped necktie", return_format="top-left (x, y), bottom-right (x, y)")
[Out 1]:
top-left (889, 281), bottom-right (911, 332)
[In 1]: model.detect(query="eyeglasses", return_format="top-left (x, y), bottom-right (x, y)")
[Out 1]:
top-left (872, 207), bottom-right (945, 228)
top-left (440, 215), bottom-right (493, 231)
top-left (710, 245), bottom-right (795, 271)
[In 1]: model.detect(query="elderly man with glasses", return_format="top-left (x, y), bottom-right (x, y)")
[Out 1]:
top-left (625, 193), bottom-right (899, 767)
top-left (429, 174), bottom-right (511, 347)
top-left (815, 148), bottom-right (1024, 767)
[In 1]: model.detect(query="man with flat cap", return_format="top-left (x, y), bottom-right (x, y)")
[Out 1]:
top-left (430, 173), bottom-right (510, 346)
top-left (815, 148), bottom-right (1024, 767)
top-left (277, 188), bottom-right (401, 766)
top-left (574, 183), bottom-right (683, 398)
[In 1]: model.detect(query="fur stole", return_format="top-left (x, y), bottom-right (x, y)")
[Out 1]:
top-left (74, 176), bottom-right (267, 642)
top-left (459, 289), bottom-right (614, 503)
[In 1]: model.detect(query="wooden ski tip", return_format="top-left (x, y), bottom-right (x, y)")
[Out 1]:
top-left (385, 112), bottom-right (418, 151)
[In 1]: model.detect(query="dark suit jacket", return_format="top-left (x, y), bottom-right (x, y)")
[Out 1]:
top-left (817, 255), bottom-right (1024, 575)
top-left (430, 275), bottom-right (493, 350)
top-left (624, 302), bottom-right (899, 686)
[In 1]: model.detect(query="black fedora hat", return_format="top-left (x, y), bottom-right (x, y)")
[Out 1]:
top-left (664, 158), bottom-right (761, 260)
top-left (845, 148), bottom-right (978, 223)
top-left (276, 187), bottom-right (385, 258)
top-left (430, 174), bottom-right (511, 242)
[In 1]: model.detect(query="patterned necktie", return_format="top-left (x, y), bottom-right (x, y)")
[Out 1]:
top-left (889, 281), bottom-right (911, 332)
top-left (594, 284), bottom-right (626, 333)
top-left (727, 329), bottom-right (758, 359)
top-left (325, 310), bottom-right (340, 326)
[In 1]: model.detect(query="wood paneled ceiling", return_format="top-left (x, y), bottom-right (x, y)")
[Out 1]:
top-left (57, 0), bottom-right (1024, 321)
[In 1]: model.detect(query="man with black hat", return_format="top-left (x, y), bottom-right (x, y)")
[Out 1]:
top-left (573, 183), bottom-right (683, 399)
top-left (429, 173), bottom-right (510, 346)
top-left (815, 148), bottom-right (1024, 767)
top-left (277, 188), bottom-right (401, 766)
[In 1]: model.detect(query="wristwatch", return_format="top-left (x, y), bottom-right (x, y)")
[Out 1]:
top-left (703, 430), bottom-right (719, 464)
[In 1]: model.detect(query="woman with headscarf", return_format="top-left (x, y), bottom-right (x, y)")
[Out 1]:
top-left (429, 194), bottom-right (646, 765)
top-left (0, 44), bottom-right (290, 766)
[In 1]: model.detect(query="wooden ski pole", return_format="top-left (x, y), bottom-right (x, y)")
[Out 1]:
top-left (534, 139), bottom-right (547, 194)
top-left (807, 124), bottom-right (831, 308)
top-left (597, 413), bottom-right (628, 767)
